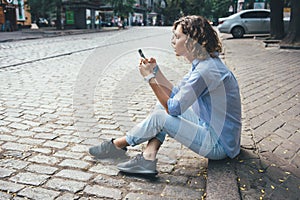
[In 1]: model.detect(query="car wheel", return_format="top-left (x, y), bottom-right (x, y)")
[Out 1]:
top-left (231, 26), bottom-right (245, 38)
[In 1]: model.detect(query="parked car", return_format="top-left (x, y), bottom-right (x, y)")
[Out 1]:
top-left (37, 18), bottom-right (49, 27)
top-left (217, 9), bottom-right (289, 38)
top-left (101, 21), bottom-right (112, 27)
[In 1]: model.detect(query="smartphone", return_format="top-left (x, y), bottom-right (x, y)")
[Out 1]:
top-left (138, 49), bottom-right (146, 59)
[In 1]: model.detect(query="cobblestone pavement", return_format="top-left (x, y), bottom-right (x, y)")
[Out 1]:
top-left (0, 27), bottom-right (208, 200)
top-left (222, 36), bottom-right (300, 200)
top-left (1, 27), bottom-right (299, 200)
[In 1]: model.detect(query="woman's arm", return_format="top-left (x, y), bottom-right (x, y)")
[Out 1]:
top-left (139, 58), bottom-right (173, 112)
top-left (148, 73), bottom-right (172, 112)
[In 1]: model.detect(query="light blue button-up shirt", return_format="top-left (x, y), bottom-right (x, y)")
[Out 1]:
top-left (167, 57), bottom-right (241, 158)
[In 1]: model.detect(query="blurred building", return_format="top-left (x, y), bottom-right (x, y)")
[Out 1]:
top-left (61, 0), bottom-right (104, 29)
top-left (61, 0), bottom-right (166, 29)
top-left (0, 0), bottom-right (167, 31)
top-left (0, 0), bottom-right (30, 31)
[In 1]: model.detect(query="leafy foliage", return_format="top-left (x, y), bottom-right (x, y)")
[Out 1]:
top-left (162, 0), bottom-right (233, 25)
top-left (27, 0), bottom-right (57, 22)
top-left (109, 0), bottom-right (135, 17)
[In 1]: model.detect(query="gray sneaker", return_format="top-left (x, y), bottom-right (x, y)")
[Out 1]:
top-left (89, 139), bottom-right (127, 160)
top-left (117, 154), bottom-right (158, 175)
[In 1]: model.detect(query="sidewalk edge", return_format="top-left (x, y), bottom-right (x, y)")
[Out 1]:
top-left (206, 159), bottom-right (240, 200)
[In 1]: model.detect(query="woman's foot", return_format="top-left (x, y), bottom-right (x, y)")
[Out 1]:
top-left (117, 154), bottom-right (158, 175)
top-left (89, 139), bottom-right (128, 160)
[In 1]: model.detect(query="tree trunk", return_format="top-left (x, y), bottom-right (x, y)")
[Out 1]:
top-left (56, 0), bottom-right (62, 30)
top-left (281, 0), bottom-right (300, 47)
top-left (270, 0), bottom-right (284, 39)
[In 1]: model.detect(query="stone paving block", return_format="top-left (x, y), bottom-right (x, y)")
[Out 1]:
top-left (93, 175), bottom-right (127, 188)
top-left (56, 135), bottom-right (83, 143)
top-left (161, 185), bottom-right (202, 200)
top-left (8, 122), bottom-right (31, 130)
top-left (0, 126), bottom-right (12, 133)
top-left (0, 191), bottom-right (12, 199)
top-left (17, 137), bottom-right (45, 145)
top-left (58, 159), bottom-right (90, 169)
top-left (18, 187), bottom-right (60, 200)
top-left (53, 150), bottom-right (85, 159)
top-left (206, 159), bottom-right (239, 200)
top-left (30, 147), bottom-right (52, 154)
top-left (83, 185), bottom-right (123, 200)
top-left (273, 145), bottom-right (296, 160)
top-left (0, 167), bottom-right (15, 178)
top-left (55, 169), bottom-right (93, 181)
top-left (157, 164), bottom-right (174, 174)
top-left (34, 133), bottom-right (58, 140)
top-left (31, 127), bottom-right (53, 133)
top-left (69, 144), bottom-right (90, 152)
top-left (0, 120), bottom-right (11, 126)
top-left (89, 163), bottom-right (119, 176)
top-left (45, 178), bottom-right (86, 193)
top-left (22, 120), bottom-right (41, 127)
top-left (11, 130), bottom-right (35, 137)
top-left (53, 126), bottom-right (74, 135)
top-left (55, 193), bottom-right (80, 200)
top-left (43, 141), bottom-right (68, 149)
top-left (128, 181), bottom-right (165, 195)
top-left (2, 150), bottom-right (31, 160)
top-left (4, 116), bottom-right (23, 123)
top-left (0, 158), bottom-right (29, 170)
top-left (2, 142), bottom-right (31, 152)
top-left (291, 154), bottom-right (300, 169)
top-left (0, 134), bottom-right (18, 142)
top-left (0, 180), bottom-right (25, 193)
top-left (28, 155), bottom-right (60, 165)
top-left (21, 114), bottom-right (38, 120)
top-left (10, 172), bottom-right (49, 186)
top-left (257, 138), bottom-right (280, 153)
top-left (26, 164), bottom-right (58, 175)
top-left (96, 123), bottom-right (119, 130)
top-left (125, 193), bottom-right (172, 200)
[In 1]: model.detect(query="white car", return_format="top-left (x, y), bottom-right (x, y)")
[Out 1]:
top-left (217, 9), bottom-right (289, 38)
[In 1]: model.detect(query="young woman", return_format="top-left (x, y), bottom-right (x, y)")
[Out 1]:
top-left (89, 15), bottom-right (241, 174)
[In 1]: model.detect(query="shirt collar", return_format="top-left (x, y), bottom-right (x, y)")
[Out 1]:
top-left (192, 59), bottom-right (200, 71)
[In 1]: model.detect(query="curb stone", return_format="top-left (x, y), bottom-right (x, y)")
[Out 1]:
top-left (206, 158), bottom-right (240, 200)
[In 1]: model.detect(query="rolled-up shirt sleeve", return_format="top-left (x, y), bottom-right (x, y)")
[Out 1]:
top-left (167, 62), bottom-right (221, 116)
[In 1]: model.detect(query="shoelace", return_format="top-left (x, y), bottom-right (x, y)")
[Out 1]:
top-left (130, 154), bottom-right (143, 163)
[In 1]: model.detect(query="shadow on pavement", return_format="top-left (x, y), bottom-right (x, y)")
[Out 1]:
top-left (234, 148), bottom-right (300, 200)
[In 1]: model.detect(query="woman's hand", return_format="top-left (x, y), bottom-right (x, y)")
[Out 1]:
top-left (139, 58), bottom-right (157, 77)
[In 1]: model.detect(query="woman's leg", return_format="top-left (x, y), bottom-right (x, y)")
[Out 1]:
top-left (114, 103), bottom-right (165, 153)
top-left (162, 110), bottom-right (227, 160)
top-left (143, 138), bottom-right (162, 160)
top-left (119, 103), bottom-right (226, 160)
top-left (125, 105), bottom-right (167, 147)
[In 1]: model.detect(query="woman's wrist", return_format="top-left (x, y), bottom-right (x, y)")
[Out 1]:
top-left (153, 65), bottom-right (159, 76)
top-left (144, 73), bottom-right (155, 82)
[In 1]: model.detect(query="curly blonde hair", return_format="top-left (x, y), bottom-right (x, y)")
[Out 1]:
top-left (173, 15), bottom-right (222, 60)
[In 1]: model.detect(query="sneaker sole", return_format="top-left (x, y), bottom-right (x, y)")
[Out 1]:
top-left (117, 166), bottom-right (158, 175)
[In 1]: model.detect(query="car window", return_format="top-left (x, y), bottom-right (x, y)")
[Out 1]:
top-left (256, 11), bottom-right (270, 18)
top-left (241, 11), bottom-right (270, 19)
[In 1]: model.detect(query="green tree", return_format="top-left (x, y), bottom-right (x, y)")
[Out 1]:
top-left (27, 0), bottom-right (56, 23)
top-left (163, 0), bottom-right (232, 25)
top-left (109, 0), bottom-right (135, 17)
top-left (27, 0), bottom-right (62, 29)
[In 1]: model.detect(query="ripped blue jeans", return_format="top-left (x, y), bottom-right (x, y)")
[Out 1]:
top-left (126, 104), bottom-right (227, 160)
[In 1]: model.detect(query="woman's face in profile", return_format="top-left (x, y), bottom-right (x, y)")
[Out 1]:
top-left (171, 25), bottom-right (188, 57)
